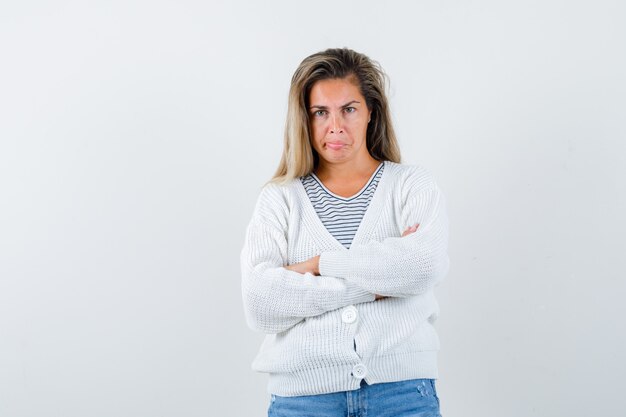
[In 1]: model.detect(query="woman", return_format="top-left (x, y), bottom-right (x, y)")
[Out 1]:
top-left (240, 48), bottom-right (449, 417)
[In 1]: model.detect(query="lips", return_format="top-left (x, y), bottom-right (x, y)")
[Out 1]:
top-left (326, 142), bottom-right (346, 150)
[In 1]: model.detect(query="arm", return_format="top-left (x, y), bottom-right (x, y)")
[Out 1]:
top-left (240, 216), bottom-right (376, 334)
top-left (288, 225), bottom-right (420, 300)
top-left (318, 184), bottom-right (450, 297)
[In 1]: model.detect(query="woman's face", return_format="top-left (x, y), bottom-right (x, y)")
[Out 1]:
top-left (308, 77), bottom-right (372, 167)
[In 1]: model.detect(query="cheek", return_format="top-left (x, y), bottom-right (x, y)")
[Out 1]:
top-left (310, 122), bottom-right (325, 140)
top-left (348, 118), bottom-right (368, 135)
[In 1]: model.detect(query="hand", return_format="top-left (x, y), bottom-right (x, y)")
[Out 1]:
top-left (402, 223), bottom-right (419, 237)
top-left (375, 223), bottom-right (420, 300)
top-left (284, 255), bottom-right (320, 275)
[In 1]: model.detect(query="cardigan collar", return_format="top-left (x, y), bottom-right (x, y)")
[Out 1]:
top-left (294, 160), bottom-right (392, 251)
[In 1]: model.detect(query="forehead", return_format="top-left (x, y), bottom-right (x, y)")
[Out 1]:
top-left (308, 77), bottom-right (364, 105)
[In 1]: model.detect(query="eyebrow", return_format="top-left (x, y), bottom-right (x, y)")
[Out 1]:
top-left (309, 100), bottom-right (361, 110)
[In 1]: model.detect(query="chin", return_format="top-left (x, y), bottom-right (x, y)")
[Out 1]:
top-left (324, 155), bottom-right (353, 164)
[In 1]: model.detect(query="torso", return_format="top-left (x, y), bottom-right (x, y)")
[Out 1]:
top-left (301, 162), bottom-right (385, 249)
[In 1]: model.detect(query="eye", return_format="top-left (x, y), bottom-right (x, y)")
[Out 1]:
top-left (313, 110), bottom-right (327, 117)
top-left (344, 107), bottom-right (356, 113)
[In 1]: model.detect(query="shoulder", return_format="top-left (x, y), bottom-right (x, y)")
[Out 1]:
top-left (249, 178), bottom-right (301, 229)
top-left (384, 161), bottom-right (440, 194)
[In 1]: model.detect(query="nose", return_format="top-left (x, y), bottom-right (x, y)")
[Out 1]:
top-left (329, 114), bottom-right (344, 134)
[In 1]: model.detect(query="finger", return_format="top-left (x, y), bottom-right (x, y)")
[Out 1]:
top-left (401, 223), bottom-right (420, 237)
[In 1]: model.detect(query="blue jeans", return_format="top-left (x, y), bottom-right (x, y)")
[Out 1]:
top-left (268, 378), bottom-right (441, 417)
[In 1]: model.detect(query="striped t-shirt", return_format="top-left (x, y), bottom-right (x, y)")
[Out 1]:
top-left (300, 161), bottom-right (385, 249)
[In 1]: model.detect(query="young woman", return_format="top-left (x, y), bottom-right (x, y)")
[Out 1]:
top-left (241, 48), bottom-right (450, 417)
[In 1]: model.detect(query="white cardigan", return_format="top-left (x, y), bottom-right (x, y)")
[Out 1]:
top-left (240, 160), bottom-right (450, 396)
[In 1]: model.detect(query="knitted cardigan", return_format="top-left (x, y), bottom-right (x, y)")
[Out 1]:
top-left (240, 160), bottom-right (450, 396)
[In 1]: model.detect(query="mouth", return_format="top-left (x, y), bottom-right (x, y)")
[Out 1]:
top-left (325, 142), bottom-right (346, 150)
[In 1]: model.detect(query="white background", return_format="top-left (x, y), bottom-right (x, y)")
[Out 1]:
top-left (1, 1), bottom-right (625, 416)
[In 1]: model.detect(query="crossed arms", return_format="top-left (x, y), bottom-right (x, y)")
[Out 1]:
top-left (240, 183), bottom-right (449, 334)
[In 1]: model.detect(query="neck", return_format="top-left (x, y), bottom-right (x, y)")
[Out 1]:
top-left (315, 155), bottom-right (381, 182)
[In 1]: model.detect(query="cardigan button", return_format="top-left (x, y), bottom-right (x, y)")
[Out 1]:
top-left (352, 364), bottom-right (368, 379)
top-left (341, 306), bottom-right (358, 324)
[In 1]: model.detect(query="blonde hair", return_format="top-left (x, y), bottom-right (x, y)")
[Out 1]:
top-left (268, 48), bottom-right (401, 185)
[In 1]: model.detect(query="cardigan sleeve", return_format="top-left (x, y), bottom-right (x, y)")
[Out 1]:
top-left (240, 210), bottom-right (376, 334)
top-left (318, 173), bottom-right (450, 297)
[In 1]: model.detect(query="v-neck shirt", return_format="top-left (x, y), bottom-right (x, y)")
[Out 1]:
top-left (300, 162), bottom-right (385, 249)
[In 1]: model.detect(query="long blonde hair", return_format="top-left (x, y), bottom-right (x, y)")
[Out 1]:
top-left (268, 48), bottom-right (401, 185)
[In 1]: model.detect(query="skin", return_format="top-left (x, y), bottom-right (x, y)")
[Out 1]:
top-left (284, 76), bottom-right (419, 300)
